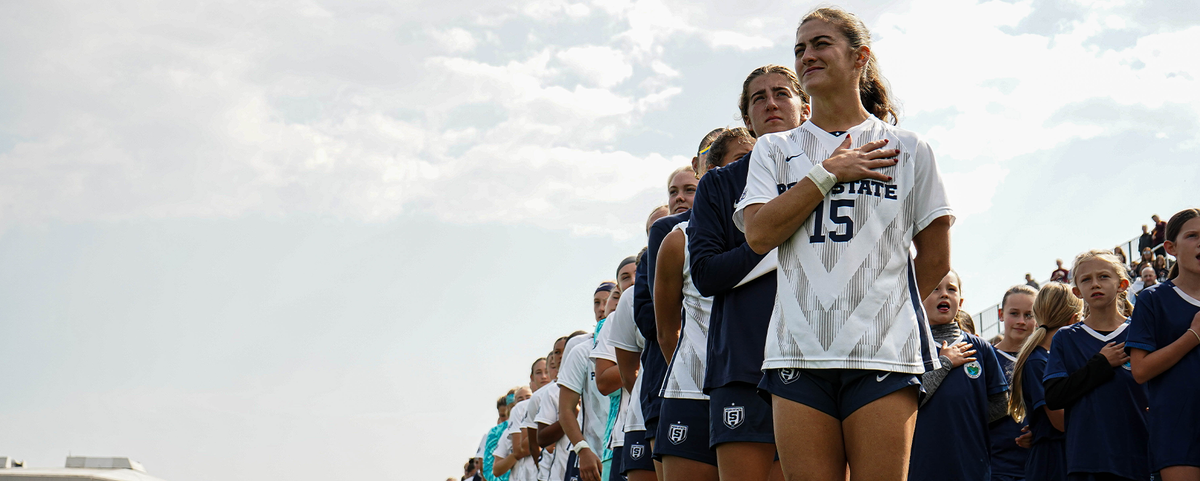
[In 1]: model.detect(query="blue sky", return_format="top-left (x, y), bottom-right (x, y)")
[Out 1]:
top-left (1, 0), bottom-right (1197, 479)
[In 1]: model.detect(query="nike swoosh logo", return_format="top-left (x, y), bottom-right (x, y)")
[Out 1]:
top-left (876, 373), bottom-right (890, 382)
top-left (784, 154), bottom-right (803, 162)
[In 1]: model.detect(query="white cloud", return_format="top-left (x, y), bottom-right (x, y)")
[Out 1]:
top-left (428, 27), bottom-right (478, 53)
top-left (555, 45), bottom-right (634, 88)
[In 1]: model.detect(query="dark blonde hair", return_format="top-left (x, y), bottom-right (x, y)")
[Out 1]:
top-left (738, 65), bottom-right (808, 136)
top-left (1008, 282), bottom-right (1082, 422)
top-left (1072, 249), bottom-right (1134, 317)
top-left (799, 7), bottom-right (898, 125)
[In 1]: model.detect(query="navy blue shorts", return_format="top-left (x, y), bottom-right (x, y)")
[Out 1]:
top-left (654, 398), bottom-right (717, 466)
top-left (709, 382), bottom-right (774, 447)
top-left (621, 430), bottom-right (655, 473)
top-left (644, 418), bottom-right (659, 442)
top-left (760, 368), bottom-right (920, 421)
top-left (608, 447), bottom-right (626, 481)
top-left (564, 451), bottom-right (578, 481)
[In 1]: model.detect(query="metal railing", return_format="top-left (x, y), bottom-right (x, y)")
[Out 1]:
top-left (971, 234), bottom-right (1170, 338)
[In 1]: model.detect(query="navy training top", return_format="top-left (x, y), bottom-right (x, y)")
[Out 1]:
top-left (1126, 280), bottom-right (1200, 472)
top-left (909, 332), bottom-right (1008, 481)
top-left (634, 210), bottom-right (691, 423)
top-left (686, 154), bottom-right (776, 391)
top-left (989, 350), bottom-right (1029, 478)
top-left (1044, 321), bottom-right (1149, 480)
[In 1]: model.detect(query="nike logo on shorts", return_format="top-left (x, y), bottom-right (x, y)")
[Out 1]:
top-left (876, 373), bottom-right (890, 382)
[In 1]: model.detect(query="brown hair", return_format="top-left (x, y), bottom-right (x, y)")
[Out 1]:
top-left (1008, 282), bottom-right (1082, 422)
top-left (738, 65), bottom-right (808, 137)
top-left (1001, 284), bottom-right (1038, 310)
top-left (698, 128), bottom-right (726, 156)
top-left (706, 127), bottom-right (756, 170)
top-left (955, 310), bottom-right (976, 335)
top-left (799, 7), bottom-right (899, 125)
top-left (530, 357), bottom-right (546, 376)
top-left (1166, 208), bottom-right (1200, 280)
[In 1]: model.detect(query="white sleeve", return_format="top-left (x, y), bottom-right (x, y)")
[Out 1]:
top-left (557, 344), bottom-right (590, 395)
top-left (493, 433), bottom-right (512, 459)
top-left (910, 139), bottom-right (954, 232)
top-left (607, 293), bottom-right (644, 352)
top-left (521, 393), bottom-right (541, 429)
top-left (534, 386), bottom-right (560, 425)
top-left (734, 249), bottom-right (778, 288)
top-left (475, 432), bottom-right (489, 458)
top-left (505, 402), bottom-right (527, 436)
top-left (733, 137), bottom-right (783, 232)
top-left (592, 295), bottom-right (632, 362)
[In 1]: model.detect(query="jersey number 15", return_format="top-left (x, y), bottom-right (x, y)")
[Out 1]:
top-left (809, 199), bottom-right (854, 243)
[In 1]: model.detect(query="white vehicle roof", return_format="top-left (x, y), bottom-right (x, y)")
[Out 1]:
top-left (0, 457), bottom-right (167, 481)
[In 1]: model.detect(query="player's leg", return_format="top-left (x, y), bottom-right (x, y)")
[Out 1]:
top-left (841, 386), bottom-right (918, 481)
top-left (773, 395), bottom-right (846, 481)
top-left (715, 443), bottom-right (775, 481)
top-left (661, 456), bottom-right (718, 481)
top-left (710, 383), bottom-right (777, 481)
top-left (1160, 466), bottom-right (1200, 481)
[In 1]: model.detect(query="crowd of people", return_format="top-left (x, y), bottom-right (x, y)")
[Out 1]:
top-left (454, 6), bottom-right (1200, 481)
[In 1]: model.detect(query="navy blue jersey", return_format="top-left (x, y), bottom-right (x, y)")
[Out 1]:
top-left (634, 210), bottom-right (691, 422)
top-left (1127, 281), bottom-right (1200, 471)
top-left (1022, 347), bottom-right (1064, 446)
top-left (910, 333), bottom-right (1008, 481)
top-left (990, 350), bottom-right (1029, 478)
top-left (686, 155), bottom-right (775, 391)
top-left (1044, 321), bottom-right (1149, 480)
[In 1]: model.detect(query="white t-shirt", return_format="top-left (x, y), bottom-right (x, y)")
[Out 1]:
top-left (606, 292), bottom-right (646, 433)
top-left (660, 221), bottom-right (714, 400)
top-left (532, 380), bottom-right (567, 481)
top-left (558, 337), bottom-right (609, 455)
top-left (476, 431), bottom-right (489, 459)
top-left (734, 116), bottom-right (952, 374)
top-left (502, 401), bottom-right (536, 481)
top-left (591, 300), bottom-right (630, 448)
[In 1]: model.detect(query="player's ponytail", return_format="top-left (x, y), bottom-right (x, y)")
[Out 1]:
top-left (1008, 282), bottom-right (1081, 422)
top-left (1165, 208), bottom-right (1200, 280)
top-left (800, 7), bottom-right (899, 125)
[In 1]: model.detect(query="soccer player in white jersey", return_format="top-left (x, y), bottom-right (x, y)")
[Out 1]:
top-left (526, 343), bottom-right (565, 481)
top-left (653, 130), bottom-right (756, 481)
top-left (559, 329), bottom-right (609, 481)
top-left (735, 6), bottom-right (953, 480)
top-left (536, 332), bottom-right (590, 481)
top-left (594, 262), bottom-right (637, 481)
top-left (494, 386), bottom-right (534, 480)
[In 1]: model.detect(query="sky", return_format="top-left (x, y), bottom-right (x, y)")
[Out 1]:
top-left (0, 0), bottom-right (1197, 479)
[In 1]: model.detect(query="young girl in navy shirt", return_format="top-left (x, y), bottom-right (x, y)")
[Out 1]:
top-left (910, 271), bottom-right (1009, 481)
top-left (1009, 282), bottom-right (1078, 481)
top-left (1128, 208), bottom-right (1200, 481)
top-left (991, 285), bottom-right (1038, 481)
top-left (1043, 250), bottom-right (1149, 481)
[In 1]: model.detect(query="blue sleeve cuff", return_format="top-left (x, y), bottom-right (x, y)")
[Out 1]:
top-left (1031, 400), bottom-right (1046, 411)
top-left (1126, 341), bottom-right (1157, 353)
top-left (1042, 371), bottom-right (1067, 382)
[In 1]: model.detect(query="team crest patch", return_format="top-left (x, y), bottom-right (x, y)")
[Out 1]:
top-left (723, 406), bottom-right (745, 429)
top-left (779, 368), bottom-right (802, 384)
top-left (1123, 361), bottom-right (1132, 371)
top-left (964, 360), bottom-right (982, 379)
top-left (668, 424), bottom-right (688, 445)
top-left (629, 445), bottom-right (644, 460)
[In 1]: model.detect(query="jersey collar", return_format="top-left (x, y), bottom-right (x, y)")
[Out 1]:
top-left (1169, 280), bottom-right (1200, 307)
top-left (1080, 320), bottom-right (1130, 342)
top-left (799, 115), bottom-right (880, 153)
top-left (996, 350), bottom-right (1017, 362)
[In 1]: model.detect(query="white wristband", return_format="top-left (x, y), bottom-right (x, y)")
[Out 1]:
top-left (807, 162), bottom-right (838, 197)
top-left (571, 440), bottom-right (591, 454)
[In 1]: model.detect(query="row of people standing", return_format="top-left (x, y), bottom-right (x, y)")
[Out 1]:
top-left (471, 4), bottom-right (1200, 481)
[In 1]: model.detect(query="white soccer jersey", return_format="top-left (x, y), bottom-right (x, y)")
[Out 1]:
top-left (558, 338), bottom-right (609, 455)
top-left (476, 431), bottom-right (489, 459)
top-left (592, 292), bottom-right (633, 448)
top-left (605, 285), bottom-right (646, 432)
top-left (661, 221), bottom-right (715, 400)
top-left (734, 116), bottom-right (952, 374)
top-left (532, 380), bottom-right (567, 481)
top-left (503, 401), bottom-right (537, 481)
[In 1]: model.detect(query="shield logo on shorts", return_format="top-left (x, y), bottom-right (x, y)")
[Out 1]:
top-left (629, 444), bottom-right (644, 459)
top-left (668, 423), bottom-right (688, 445)
top-left (779, 368), bottom-right (801, 384)
top-left (723, 406), bottom-right (745, 430)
